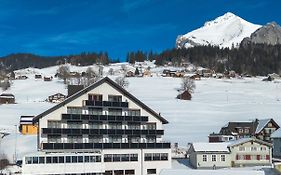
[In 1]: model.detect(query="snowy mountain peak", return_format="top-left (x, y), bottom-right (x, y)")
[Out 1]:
top-left (176, 12), bottom-right (262, 48)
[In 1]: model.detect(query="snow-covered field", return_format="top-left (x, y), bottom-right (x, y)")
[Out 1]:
top-left (0, 63), bottom-right (281, 174)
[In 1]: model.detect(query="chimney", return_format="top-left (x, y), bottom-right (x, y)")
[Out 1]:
top-left (67, 85), bottom-right (84, 97)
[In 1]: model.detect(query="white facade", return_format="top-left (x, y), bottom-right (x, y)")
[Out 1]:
top-left (188, 138), bottom-right (272, 169)
top-left (23, 77), bottom-right (171, 175)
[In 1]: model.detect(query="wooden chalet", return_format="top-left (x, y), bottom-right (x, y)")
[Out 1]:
top-left (48, 93), bottom-right (66, 103)
top-left (0, 93), bottom-right (15, 104)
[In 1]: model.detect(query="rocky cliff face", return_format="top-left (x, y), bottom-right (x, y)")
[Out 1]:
top-left (241, 22), bottom-right (281, 46)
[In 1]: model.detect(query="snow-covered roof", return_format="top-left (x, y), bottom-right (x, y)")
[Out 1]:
top-left (255, 119), bottom-right (271, 134)
top-left (227, 138), bottom-right (271, 147)
top-left (192, 142), bottom-right (230, 152)
top-left (271, 128), bottom-right (281, 138)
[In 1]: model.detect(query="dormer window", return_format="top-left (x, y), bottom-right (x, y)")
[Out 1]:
top-left (108, 95), bottom-right (122, 102)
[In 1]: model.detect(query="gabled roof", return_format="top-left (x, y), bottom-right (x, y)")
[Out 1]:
top-left (227, 138), bottom-right (272, 147)
top-left (255, 118), bottom-right (279, 134)
top-left (191, 142), bottom-right (230, 152)
top-left (33, 77), bottom-right (168, 124)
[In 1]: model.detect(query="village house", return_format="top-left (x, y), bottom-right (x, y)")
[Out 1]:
top-left (126, 70), bottom-right (135, 77)
top-left (0, 93), bottom-right (15, 104)
top-left (48, 93), bottom-right (66, 103)
top-left (22, 77), bottom-right (171, 175)
top-left (188, 138), bottom-right (272, 169)
top-left (35, 74), bottom-right (42, 79)
top-left (209, 119), bottom-right (279, 143)
top-left (177, 90), bottom-right (192, 100)
top-left (43, 76), bottom-right (53, 81)
top-left (184, 73), bottom-right (201, 80)
top-left (19, 116), bottom-right (38, 135)
top-left (16, 75), bottom-right (28, 80)
top-left (196, 68), bottom-right (214, 78)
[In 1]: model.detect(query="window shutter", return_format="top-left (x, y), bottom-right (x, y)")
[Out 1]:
top-left (266, 155), bottom-right (270, 160)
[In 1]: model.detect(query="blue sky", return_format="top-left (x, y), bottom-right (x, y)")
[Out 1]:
top-left (0, 0), bottom-right (280, 60)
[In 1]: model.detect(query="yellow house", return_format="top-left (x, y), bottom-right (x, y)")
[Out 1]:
top-left (19, 116), bottom-right (38, 135)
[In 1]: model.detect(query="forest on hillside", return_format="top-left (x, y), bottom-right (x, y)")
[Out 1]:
top-left (0, 43), bottom-right (281, 76)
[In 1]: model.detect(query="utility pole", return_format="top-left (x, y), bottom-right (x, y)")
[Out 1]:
top-left (14, 125), bottom-right (17, 163)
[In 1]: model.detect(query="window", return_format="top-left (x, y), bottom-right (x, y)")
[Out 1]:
top-left (128, 136), bottom-right (140, 143)
top-left (121, 154), bottom-right (130, 161)
top-left (145, 153), bottom-right (152, 161)
top-left (52, 157), bottom-right (58, 164)
top-left (67, 107), bottom-right (82, 114)
top-left (146, 136), bottom-right (156, 143)
top-left (108, 108), bottom-right (122, 116)
top-left (260, 147), bottom-right (267, 151)
top-left (125, 170), bottom-right (135, 175)
top-left (203, 155), bottom-right (207, 162)
top-left (238, 128), bottom-right (243, 133)
top-left (146, 123), bottom-right (156, 130)
top-left (84, 156), bottom-right (90, 162)
top-left (114, 170), bottom-right (124, 175)
top-left (67, 121), bottom-right (82, 129)
top-left (128, 122), bottom-right (140, 130)
top-left (25, 157), bottom-right (32, 164)
top-left (211, 155), bottom-right (216, 161)
top-left (46, 157), bottom-right (52, 164)
top-left (39, 157), bottom-right (45, 164)
top-left (108, 136), bottom-right (122, 143)
top-left (104, 154), bottom-right (112, 162)
top-left (251, 147), bottom-right (257, 151)
top-left (147, 169), bottom-right (156, 174)
top-left (221, 155), bottom-right (226, 161)
top-left (244, 128), bottom-right (250, 134)
top-left (47, 121), bottom-right (61, 128)
top-left (89, 135), bottom-right (103, 143)
top-left (113, 154), bottom-right (121, 162)
top-left (32, 157), bottom-right (38, 164)
top-left (48, 135), bottom-right (61, 143)
top-left (72, 156), bottom-right (78, 163)
top-left (128, 109), bottom-right (141, 116)
top-left (239, 147), bottom-right (245, 151)
top-left (153, 153), bottom-right (161, 161)
top-left (88, 108), bottom-right (103, 115)
top-left (108, 95), bottom-right (122, 102)
top-left (88, 122), bottom-right (103, 129)
top-left (58, 156), bottom-right (64, 163)
top-left (67, 135), bottom-right (82, 143)
top-left (108, 122), bottom-right (122, 129)
top-left (161, 153), bottom-right (168, 160)
top-left (130, 154), bottom-right (138, 161)
top-left (65, 156), bottom-right (71, 163)
top-left (88, 94), bottom-right (102, 101)
top-left (268, 123), bottom-right (272, 127)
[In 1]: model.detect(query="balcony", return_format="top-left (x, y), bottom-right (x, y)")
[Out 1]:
top-left (42, 128), bottom-right (164, 136)
top-left (42, 142), bottom-right (171, 150)
top-left (85, 100), bottom-right (128, 108)
top-left (62, 114), bottom-right (148, 122)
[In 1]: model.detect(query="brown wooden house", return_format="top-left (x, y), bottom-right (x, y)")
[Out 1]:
top-left (0, 93), bottom-right (15, 104)
top-left (48, 93), bottom-right (66, 103)
top-left (177, 90), bottom-right (192, 100)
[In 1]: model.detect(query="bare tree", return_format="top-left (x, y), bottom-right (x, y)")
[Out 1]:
top-left (115, 76), bottom-right (129, 88)
top-left (108, 68), bottom-right (114, 75)
top-left (98, 66), bottom-right (104, 77)
top-left (57, 65), bottom-right (70, 84)
top-left (0, 153), bottom-right (9, 172)
top-left (180, 77), bottom-right (195, 93)
top-left (0, 79), bottom-right (11, 91)
top-left (121, 64), bottom-right (127, 72)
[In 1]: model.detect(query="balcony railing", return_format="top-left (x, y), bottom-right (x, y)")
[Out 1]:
top-left (85, 100), bottom-right (129, 108)
top-left (42, 142), bottom-right (171, 150)
top-left (62, 114), bottom-right (148, 122)
top-left (42, 128), bottom-right (164, 136)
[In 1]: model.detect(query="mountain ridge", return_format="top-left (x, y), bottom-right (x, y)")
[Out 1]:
top-left (176, 12), bottom-right (262, 49)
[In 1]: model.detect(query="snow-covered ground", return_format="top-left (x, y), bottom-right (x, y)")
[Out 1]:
top-left (1, 63), bottom-right (281, 174)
